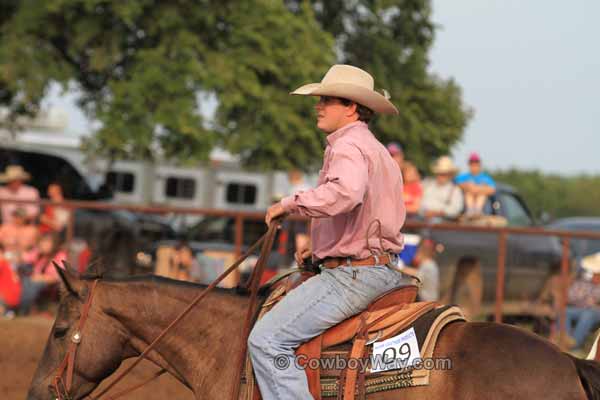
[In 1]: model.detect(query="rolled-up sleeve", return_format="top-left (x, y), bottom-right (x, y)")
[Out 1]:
top-left (281, 143), bottom-right (368, 218)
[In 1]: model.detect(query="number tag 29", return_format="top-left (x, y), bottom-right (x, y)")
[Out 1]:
top-left (371, 327), bottom-right (422, 372)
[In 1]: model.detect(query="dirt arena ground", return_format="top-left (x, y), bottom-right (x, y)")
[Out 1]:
top-left (0, 317), bottom-right (194, 399)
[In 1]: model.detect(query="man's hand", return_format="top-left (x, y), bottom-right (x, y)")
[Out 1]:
top-left (294, 243), bottom-right (312, 267)
top-left (460, 182), bottom-right (475, 193)
top-left (265, 202), bottom-right (287, 227)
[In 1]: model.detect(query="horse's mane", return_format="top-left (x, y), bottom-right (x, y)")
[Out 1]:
top-left (80, 273), bottom-right (255, 297)
top-left (77, 259), bottom-right (273, 298)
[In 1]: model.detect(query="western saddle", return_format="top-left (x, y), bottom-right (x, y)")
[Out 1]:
top-left (244, 270), bottom-right (455, 400)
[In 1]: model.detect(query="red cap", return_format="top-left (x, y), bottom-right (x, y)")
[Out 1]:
top-left (468, 152), bottom-right (481, 163)
top-left (386, 142), bottom-right (403, 156)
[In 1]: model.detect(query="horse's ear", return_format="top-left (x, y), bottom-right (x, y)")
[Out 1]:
top-left (54, 261), bottom-right (83, 298)
top-left (82, 258), bottom-right (105, 279)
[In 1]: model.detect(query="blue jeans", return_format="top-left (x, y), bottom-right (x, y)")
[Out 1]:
top-left (248, 265), bottom-right (412, 400)
top-left (565, 307), bottom-right (600, 349)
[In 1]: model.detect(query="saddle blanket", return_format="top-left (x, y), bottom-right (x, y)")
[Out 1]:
top-left (318, 305), bottom-right (465, 397)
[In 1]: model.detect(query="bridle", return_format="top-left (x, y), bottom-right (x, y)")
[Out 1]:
top-left (52, 279), bottom-right (99, 400)
top-left (47, 221), bottom-right (279, 400)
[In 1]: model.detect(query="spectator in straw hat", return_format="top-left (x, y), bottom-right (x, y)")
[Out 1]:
top-left (420, 156), bottom-right (464, 221)
top-left (0, 165), bottom-right (40, 224)
top-left (562, 253), bottom-right (600, 350)
top-left (455, 152), bottom-right (496, 217)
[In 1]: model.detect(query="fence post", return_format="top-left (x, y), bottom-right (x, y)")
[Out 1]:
top-left (559, 237), bottom-right (570, 342)
top-left (234, 215), bottom-right (243, 259)
top-left (66, 205), bottom-right (75, 266)
top-left (495, 231), bottom-right (507, 323)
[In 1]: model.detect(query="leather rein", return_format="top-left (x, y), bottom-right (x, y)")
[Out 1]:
top-left (51, 222), bottom-right (279, 400)
top-left (53, 279), bottom-right (99, 400)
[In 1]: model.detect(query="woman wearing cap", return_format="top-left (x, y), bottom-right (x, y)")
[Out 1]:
top-left (420, 156), bottom-right (464, 222)
top-left (248, 64), bottom-right (412, 399)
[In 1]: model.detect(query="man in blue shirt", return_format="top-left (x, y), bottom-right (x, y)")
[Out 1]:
top-left (455, 152), bottom-right (496, 216)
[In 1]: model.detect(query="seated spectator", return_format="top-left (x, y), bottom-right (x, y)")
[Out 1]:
top-left (18, 233), bottom-right (67, 315)
top-left (0, 165), bottom-right (40, 224)
top-left (561, 253), bottom-right (600, 350)
top-left (400, 239), bottom-right (439, 301)
top-left (386, 142), bottom-right (404, 170)
top-left (0, 245), bottom-right (21, 318)
top-left (420, 156), bottom-right (464, 222)
top-left (455, 152), bottom-right (496, 217)
top-left (0, 207), bottom-right (39, 266)
top-left (169, 242), bottom-right (200, 282)
top-left (401, 161), bottom-right (423, 217)
top-left (39, 182), bottom-right (70, 234)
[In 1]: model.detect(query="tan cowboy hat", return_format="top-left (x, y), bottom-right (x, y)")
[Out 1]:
top-left (582, 253), bottom-right (600, 275)
top-left (291, 64), bottom-right (399, 115)
top-left (431, 156), bottom-right (459, 175)
top-left (0, 165), bottom-right (31, 183)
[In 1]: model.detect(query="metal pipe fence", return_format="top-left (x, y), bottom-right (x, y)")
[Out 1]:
top-left (3, 197), bottom-right (600, 343)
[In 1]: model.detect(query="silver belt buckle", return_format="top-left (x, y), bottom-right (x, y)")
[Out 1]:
top-left (373, 254), bottom-right (380, 265)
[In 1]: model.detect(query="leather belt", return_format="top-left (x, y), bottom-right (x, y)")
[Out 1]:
top-left (321, 253), bottom-right (393, 269)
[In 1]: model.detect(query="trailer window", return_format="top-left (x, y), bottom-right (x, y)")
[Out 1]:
top-left (166, 177), bottom-right (196, 199)
top-left (107, 171), bottom-right (135, 193)
top-left (226, 183), bottom-right (257, 205)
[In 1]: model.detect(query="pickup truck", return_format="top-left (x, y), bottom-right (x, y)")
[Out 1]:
top-left (407, 183), bottom-right (562, 318)
top-left (183, 183), bottom-right (563, 317)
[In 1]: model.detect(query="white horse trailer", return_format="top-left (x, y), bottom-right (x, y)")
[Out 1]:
top-left (0, 129), bottom-right (307, 212)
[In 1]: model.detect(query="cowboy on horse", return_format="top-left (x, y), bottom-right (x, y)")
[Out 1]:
top-left (26, 64), bottom-right (599, 400)
top-left (248, 64), bottom-right (413, 399)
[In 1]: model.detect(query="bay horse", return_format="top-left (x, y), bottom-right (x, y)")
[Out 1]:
top-left (27, 267), bottom-right (600, 400)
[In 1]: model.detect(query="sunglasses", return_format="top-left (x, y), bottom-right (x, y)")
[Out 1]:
top-left (316, 96), bottom-right (343, 105)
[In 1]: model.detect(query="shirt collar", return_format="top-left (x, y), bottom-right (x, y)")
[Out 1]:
top-left (326, 121), bottom-right (367, 146)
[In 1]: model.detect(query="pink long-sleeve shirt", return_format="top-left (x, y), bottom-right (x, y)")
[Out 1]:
top-left (281, 121), bottom-right (406, 261)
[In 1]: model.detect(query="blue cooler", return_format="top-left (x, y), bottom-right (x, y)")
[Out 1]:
top-left (397, 233), bottom-right (421, 266)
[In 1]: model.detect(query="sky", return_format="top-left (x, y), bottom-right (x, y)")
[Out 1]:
top-left (429, 0), bottom-right (599, 175)
top-left (44, 1), bottom-right (599, 175)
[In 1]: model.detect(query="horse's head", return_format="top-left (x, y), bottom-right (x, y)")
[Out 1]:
top-left (27, 264), bottom-right (129, 400)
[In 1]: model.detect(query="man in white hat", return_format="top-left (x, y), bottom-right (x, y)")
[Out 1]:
top-left (0, 165), bottom-right (40, 224)
top-left (248, 65), bottom-right (412, 399)
top-left (420, 156), bottom-right (464, 222)
top-left (562, 253), bottom-right (600, 350)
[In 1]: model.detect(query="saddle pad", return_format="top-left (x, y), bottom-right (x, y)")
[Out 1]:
top-left (319, 305), bottom-right (465, 397)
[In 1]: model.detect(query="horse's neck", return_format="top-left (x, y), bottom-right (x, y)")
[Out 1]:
top-left (101, 280), bottom-right (250, 394)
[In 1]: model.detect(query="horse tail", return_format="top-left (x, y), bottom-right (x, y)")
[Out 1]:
top-left (568, 354), bottom-right (600, 400)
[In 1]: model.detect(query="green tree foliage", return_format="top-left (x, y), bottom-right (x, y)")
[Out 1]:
top-left (1, 0), bottom-right (470, 171)
top-left (0, 0), bottom-right (333, 168)
top-left (0, 0), bottom-right (32, 130)
top-left (492, 169), bottom-right (600, 220)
